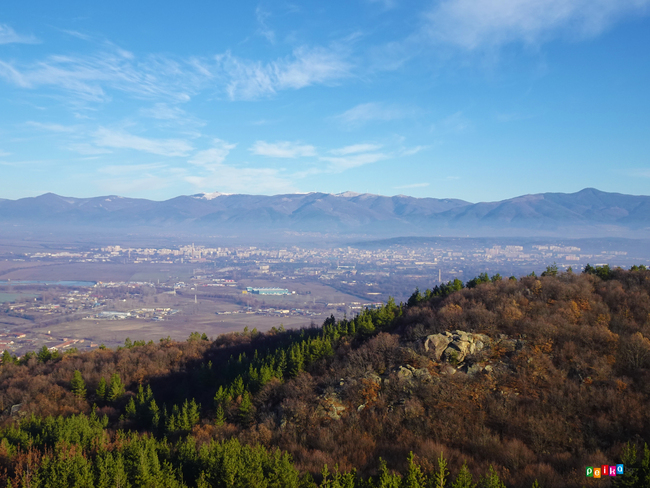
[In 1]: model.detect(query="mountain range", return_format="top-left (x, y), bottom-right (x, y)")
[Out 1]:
top-left (1, 188), bottom-right (649, 240)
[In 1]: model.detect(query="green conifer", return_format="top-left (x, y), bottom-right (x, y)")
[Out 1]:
top-left (215, 405), bottom-right (226, 426)
top-left (402, 452), bottom-right (426, 488)
top-left (71, 370), bottom-right (86, 399)
top-left (452, 463), bottom-right (475, 488)
top-left (1, 349), bottom-right (14, 365)
top-left (96, 377), bottom-right (107, 401)
top-left (107, 373), bottom-right (125, 402)
top-left (432, 452), bottom-right (449, 488)
top-left (480, 466), bottom-right (505, 488)
top-left (239, 390), bottom-right (253, 425)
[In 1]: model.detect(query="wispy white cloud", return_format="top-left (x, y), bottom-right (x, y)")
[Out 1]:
top-left (139, 103), bottom-right (206, 129)
top-left (336, 102), bottom-right (411, 128)
top-left (25, 121), bottom-right (77, 132)
top-left (188, 139), bottom-right (237, 169)
top-left (0, 47), bottom-right (208, 103)
top-left (400, 145), bottom-right (426, 156)
top-left (395, 182), bottom-right (429, 189)
top-left (0, 24), bottom-right (38, 44)
top-left (432, 111), bottom-right (471, 133)
top-left (185, 169), bottom-right (295, 195)
top-left (330, 143), bottom-right (383, 156)
top-left (186, 139), bottom-right (294, 194)
top-left (318, 138), bottom-right (425, 172)
top-left (60, 29), bottom-right (93, 41)
top-left (424, 0), bottom-right (650, 50)
top-left (217, 45), bottom-right (352, 100)
top-left (320, 151), bottom-right (389, 171)
top-left (0, 150), bottom-right (11, 157)
top-left (140, 103), bottom-right (187, 120)
top-left (250, 140), bottom-right (317, 158)
top-left (626, 169), bottom-right (650, 178)
top-left (68, 143), bottom-right (112, 156)
top-left (0, 35), bottom-right (352, 106)
top-left (98, 163), bottom-right (167, 176)
top-left (96, 174), bottom-right (174, 195)
top-left (256, 7), bottom-right (276, 43)
top-left (94, 127), bottom-right (193, 157)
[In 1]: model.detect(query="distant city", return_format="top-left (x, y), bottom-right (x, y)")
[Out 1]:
top-left (1, 237), bottom-right (647, 357)
top-left (17, 240), bottom-right (642, 284)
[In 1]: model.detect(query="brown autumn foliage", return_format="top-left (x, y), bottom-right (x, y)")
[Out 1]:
top-left (0, 267), bottom-right (649, 487)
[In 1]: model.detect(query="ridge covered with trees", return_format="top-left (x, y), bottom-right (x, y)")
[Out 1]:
top-left (0, 265), bottom-right (649, 487)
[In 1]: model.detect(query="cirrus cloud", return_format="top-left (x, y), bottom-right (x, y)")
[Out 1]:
top-left (424, 0), bottom-right (650, 49)
top-left (335, 102), bottom-right (412, 128)
top-left (250, 140), bottom-right (317, 158)
top-left (94, 127), bottom-right (194, 157)
top-left (217, 45), bottom-right (352, 100)
top-left (0, 24), bottom-right (38, 45)
top-left (186, 139), bottom-right (295, 194)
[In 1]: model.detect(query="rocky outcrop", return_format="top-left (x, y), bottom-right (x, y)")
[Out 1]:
top-left (424, 330), bottom-right (491, 363)
top-left (395, 364), bottom-right (432, 382)
top-left (316, 391), bottom-right (346, 420)
top-left (423, 334), bottom-right (452, 360)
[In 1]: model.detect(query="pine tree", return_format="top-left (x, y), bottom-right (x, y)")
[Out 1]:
top-left (1, 349), bottom-right (14, 364)
top-left (136, 384), bottom-right (146, 406)
top-left (357, 314), bottom-right (375, 336)
top-left (149, 398), bottom-right (160, 429)
top-left (288, 347), bottom-right (304, 377)
top-left (432, 452), bottom-right (449, 488)
top-left (376, 458), bottom-right (401, 488)
top-left (480, 466), bottom-right (505, 488)
top-left (239, 390), bottom-right (253, 425)
top-left (96, 377), bottom-right (107, 401)
top-left (214, 385), bottom-right (230, 409)
top-left (215, 405), bottom-right (226, 426)
top-left (107, 373), bottom-right (125, 402)
top-left (276, 349), bottom-right (287, 377)
top-left (125, 397), bottom-right (137, 418)
top-left (37, 345), bottom-right (52, 363)
top-left (613, 442), bottom-right (639, 487)
top-left (452, 463), bottom-right (475, 488)
top-left (71, 370), bottom-right (86, 399)
top-left (402, 452), bottom-right (426, 488)
top-left (231, 376), bottom-right (245, 397)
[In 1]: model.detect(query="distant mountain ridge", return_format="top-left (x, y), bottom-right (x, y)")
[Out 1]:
top-left (1, 188), bottom-right (649, 238)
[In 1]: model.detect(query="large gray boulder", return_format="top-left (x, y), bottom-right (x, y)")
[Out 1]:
top-left (424, 333), bottom-right (452, 360)
top-left (426, 330), bottom-right (494, 364)
top-left (444, 340), bottom-right (471, 363)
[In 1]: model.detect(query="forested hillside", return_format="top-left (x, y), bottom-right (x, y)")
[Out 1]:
top-left (1, 265), bottom-right (650, 487)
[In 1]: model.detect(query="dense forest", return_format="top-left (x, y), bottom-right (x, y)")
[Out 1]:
top-left (1, 265), bottom-right (650, 487)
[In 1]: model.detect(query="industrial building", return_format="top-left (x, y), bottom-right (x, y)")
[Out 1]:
top-left (246, 287), bottom-right (290, 295)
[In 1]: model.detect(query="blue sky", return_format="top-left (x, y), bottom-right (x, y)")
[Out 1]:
top-left (0, 0), bottom-right (649, 202)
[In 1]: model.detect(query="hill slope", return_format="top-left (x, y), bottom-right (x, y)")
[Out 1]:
top-left (0, 266), bottom-right (650, 486)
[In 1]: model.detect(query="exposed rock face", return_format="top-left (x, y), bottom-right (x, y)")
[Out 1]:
top-left (460, 363), bottom-right (484, 376)
top-left (397, 365), bottom-right (413, 380)
top-left (316, 392), bottom-right (346, 420)
top-left (424, 330), bottom-right (491, 363)
top-left (424, 334), bottom-right (452, 360)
